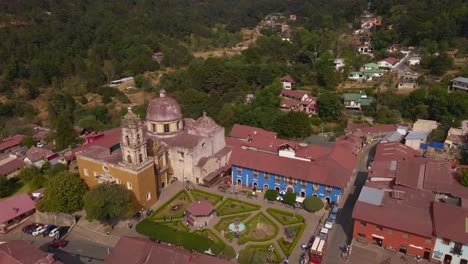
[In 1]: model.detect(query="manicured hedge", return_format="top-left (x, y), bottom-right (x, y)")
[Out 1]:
top-left (214, 213), bottom-right (250, 232)
top-left (243, 212), bottom-right (279, 243)
top-left (215, 198), bottom-right (261, 216)
top-left (190, 189), bottom-right (223, 206)
top-left (278, 224), bottom-right (306, 256)
top-left (264, 189), bottom-right (278, 201)
top-left (266, 208), bottom-right (304, 225)
top-left (303, 196), bottom-right (324, 212)
top-left (148, 190), bottom-right (191, 220)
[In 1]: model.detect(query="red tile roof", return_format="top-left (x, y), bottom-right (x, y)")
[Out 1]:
top-left (25, 146), bottom-right (54, 163)
top-left (0, 240), bottom-right (62, 264)
top-left (281, 89), bottom-right (306, 100)
top-left (373, 142), bottom-right (420, 162)
top-left (368, 160), bottom-right (397, 179)
top-left (230, 124), bottom-right (277, 140)
top-left (187, 201), bottom-right (214, 216)
top-left (281, 75), bottom-right (296, 83)
top-left (0, 194), bottom-right (35, 224)
top-left (0, 157), bottom-right (24, 177)
top-left (394, 159), bottom-right (426, 189)
top-left (353, 185), bottom-right (434, 238)
top-left (433, 202), bottom-right (468, 244)
top-left (280, 98), bottom-right (301, 108)
top-left (424, 161), bottom-right (468, 199)
top-left (105, 236), bottom-right (232, 264)
top-left (0, 135), bottom-right (25, 153)
top-left (347, 123), bottom-right (397, 135)
top-left (382, 57), bottom-right (399, 65)
top-left (72, 128), bottom-right (121, 157)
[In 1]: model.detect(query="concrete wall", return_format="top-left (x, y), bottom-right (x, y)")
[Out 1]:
top-left (432, 237), bottom-right (468, 264)
top-left (34, 212), bottom-right (75, 227)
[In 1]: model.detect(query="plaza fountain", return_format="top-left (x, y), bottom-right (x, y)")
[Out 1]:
top-left (228, 218), bottom-right (246, 237)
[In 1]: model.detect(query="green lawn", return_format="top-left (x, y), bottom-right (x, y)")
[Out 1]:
top-left (240, 212), bottom-right (278, 244)
top-left (214, 213), bottom-right (250, 232)
top-left (192, 229), bottom-right (236, 259)
top-left (266, 208), bottom-right (304, 225)
top-left (159, 220), bottom-right (190, 232)
top-left (277, 224), bottom-right (306, 256)
top-left (238, 244), bottom-right (282, 264)
top-left (190, 189), bottom-right (223, 206)
top-left (215, 198), bottom-right (261, 216)
top-left (148, 190), bottom-right (192, 220)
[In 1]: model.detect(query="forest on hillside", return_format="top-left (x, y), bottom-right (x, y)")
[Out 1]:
top-left (0, 0), bottom-right (467, 151)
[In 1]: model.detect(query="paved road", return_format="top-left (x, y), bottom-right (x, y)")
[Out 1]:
top-left (322, 143), bottom-right (376, 264)
top-left (38, 236), bottom-right (109, 264)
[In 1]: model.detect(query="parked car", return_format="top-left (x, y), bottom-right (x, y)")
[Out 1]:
top-left (324, 218), bottom-right (334, 230)
top-left (58, 226), bottom-right (70, 238)
top-left (32, 225), bottom-right (47, 236)
top-left (329, 205), bottom-right (339, 220)
top-left (43, 225), bottom-right (57, 235)
top-left (49, 227), bottom-right (61, 238)
top-left (48, 239), bottom-right (69, 248)
top-left (22, 223), bottom-right (41, 234)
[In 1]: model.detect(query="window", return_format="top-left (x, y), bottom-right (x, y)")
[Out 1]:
top-left (127, 155), bottom-right (132, 163)
top-left (125, 135), bottom-right (130, 145)
top-left (264, 172), bottom-right (269, 180)
top-left (164, 124), bottom-right (170, 133)
top-left (83, 168), bottom-right (89, 176)
top-left (253, 170), bottom-right (258, 178)
top-left (376, 225), bottom-right (383, 231)
top-left (360, 221), bottom-right (366, 227)
top-left (403, 233), bottom-right (409, 239)
top-left (177, 121), bottom-right (180, 130)
top-left (313, 183), bottom-right (319, 191)
top-left (442, 238), bottom-right (450, 245)
top-left (139, 154), bottom-right (143, 163)
top-left (358, 233), bottom-right (366, 238)
top-left (137, 134), bottom-right (141, 144)
top-left (425, 239), bottom-right (432, 245)
top-left (152, 123), bottom-right (156, 132)
top-left (127, 182), bottom-right (133, 190)
top-left (146, 192), bottom-right (152, 201)
top-left (388, 229), bottom-right (393, 235)
top-left (301, 181), bottom-right (306, 188)
top-left (275, 175), bottom-right (281, 183)
top-left (326, 185), bottom-right (332, 194)
top-left (102, 165), bottom-right (109, 172)
top-left (178, 151), bottom-right (185, 161)
top-left (236, 167), bottom-right (242, 175)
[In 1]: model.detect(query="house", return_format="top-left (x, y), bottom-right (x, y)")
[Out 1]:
top-left (289, 14), bottom-right (297, 21)
top-left (185, 201), bottom-right (215, 227)
top-left (348, 69), bottom-right (384, 82)
top-left (407, 56), bottom-right (421, 66)
top-left (0, 135), bottom-right (25, 154)
top-left (364, 63), bottom-right (379, 70)
top-left (380, 126), bottom-right (409, 143)
top-left (105, 236), bottom-right (232, 264)
top-left (245, 94), bottom-right (255, 104)
top-left (352, 185), bottom-right (436, 260)
top-left (444, 124), bottom-right (468, 149)
top-left (24, 146), bottom-right (57, 168)
top-left (386, 44), bottom-right (401, 53)
top-left (431, 202), bottom-right (468, 264)
top-left (404, 131), bottom-right (428, 151)
top-left (346, 123), bottom-right (399, 140)
top-left (334, 59), bottom-right (345, 71)
top-left (397, 77), bottom-right (419, 89)
top-left (152, 51), bottom-right (164, 64)
top-left (413, 119), bottom-right (438, 134)
top-left (357, 45), bottom-right (373, 56)
top-left (0, 157), bottom-right (25, 178)
top-left (280, 89), bottom-right (318, 115)
top-left (281, 75), bottom-right (296, 89)
top-left (0, 240), bottom-right (62, 263)
top-left (378, 57), bottom-right (400, 69)
top-left (227, 124), bottom-right (362, 204)
top-left (0, 194), bottom-right (36, 233)
top-left (448, 77), bottom-right (468, 92)
top-left (343, 93), bottom-right (374, 111)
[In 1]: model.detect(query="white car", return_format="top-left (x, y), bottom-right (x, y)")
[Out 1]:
top-left (49, 227), bottom-right (60, 238)
top-left (32, 225), bottom-right (47, 236)
top-left (36, 142), bottom-right (44, 148)
top-left (324, 218), bottom-right (334, 230)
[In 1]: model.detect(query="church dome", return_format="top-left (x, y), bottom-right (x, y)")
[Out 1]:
top-left (146, 90), bottom-right (183, 122)
top-left (189, 112), bottom-right (220, 135)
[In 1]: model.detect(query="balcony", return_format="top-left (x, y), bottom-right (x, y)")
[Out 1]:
top-left (450, 247), bottom-right (463, 255)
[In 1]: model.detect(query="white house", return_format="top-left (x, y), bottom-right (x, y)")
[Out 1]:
top-left (408, 56), bottom-right (421, 66)
top-left (404, 131), bottom-right (428, 151)
top-left (378, 57), bottom-right (400, 69)
top-left (334, 59), bottom-right (345, 71)
top-left (281, 75), bottom-right (296, 90)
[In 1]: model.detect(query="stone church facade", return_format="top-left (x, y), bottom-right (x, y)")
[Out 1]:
top-left (76, 90), bottom-right (231, 208)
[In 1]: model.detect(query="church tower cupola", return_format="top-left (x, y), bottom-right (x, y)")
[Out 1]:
top-left (121, 106), bottom-right (148, 166)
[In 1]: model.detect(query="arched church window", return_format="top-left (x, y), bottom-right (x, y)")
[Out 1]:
top-left (125, 135), bottom-right (130, 145)
top-left (137, 133), bottom-right (141, 144)
top-left (139, 154), bottom-right (143, 163)
top-left (152, 123), bottom-right (156, 132)
top-left (127, 155), bottom-right (132, 163)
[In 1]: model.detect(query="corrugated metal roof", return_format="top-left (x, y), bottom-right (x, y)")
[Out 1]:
top-left (358, 186), bottom-right (384, 206)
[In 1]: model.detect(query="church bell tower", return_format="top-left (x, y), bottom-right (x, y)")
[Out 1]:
top-left (120, 106), bottom-right (148, 167)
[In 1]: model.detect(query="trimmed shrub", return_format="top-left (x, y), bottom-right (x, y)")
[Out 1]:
top-left (283, 192), bottom-right (296, 206)
top-left (264, 189), bottom-right (278, 201)
top-left (303, 196), bottom-right (324, 212)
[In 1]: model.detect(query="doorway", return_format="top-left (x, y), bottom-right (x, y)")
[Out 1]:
top-left (275, 186), bottom-right (280, 192)
top-left (372, 237), bottom-right (383, 247)
top-left (287, 186), bottom-right (294, 193)
top-left (253, 182), bottom-right (258, 188)
top-left (423, 251), bottom-right (430, 260)
top-left (443, 254), bottom-right (452, 264)
top-left (300, 191), bottom-right (306, 197)
top-left (237, 179), bottom-right (242, 186)
top-left (263, 184), bottom-right (269, 191)
top-left (399, 246), bottom-right (407, 254)
top-left (325, 197), bottom-right (331, 204)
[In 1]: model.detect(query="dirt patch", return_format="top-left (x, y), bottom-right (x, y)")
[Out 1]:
top-left (249, 222), bottom-right (276, 239)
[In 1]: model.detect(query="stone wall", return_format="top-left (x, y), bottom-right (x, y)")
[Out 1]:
top-left (34, 212), bottom-right (76, 227)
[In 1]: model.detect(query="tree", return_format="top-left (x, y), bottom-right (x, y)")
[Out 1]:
top-left (274, 112), bottom-right (312, 139)
top-left (303, 196), bottom-right (324, 212)
top-left (428, 129), bottom-right (447, 143)
top-left (316, 52), bottom-right (340, 90)
top-left (53, 114), bottom-right (78, 150)
top-left (17, 166), bottom-right (42, 182)
top-left (21, 136), bottom-right (35, 148)
top-left (84, 183), bottom-right (135, 224)
top-left (0, 177), bottom-right (20, 198)
top-left (264, 189), bottom-right (278, 201)
top-left (37, 172), bottom-right (86, 213)
top-left (283, 192), bottom-right (296, 206)
top-left (460, 170), bottom-right (468, 187)
top-left (284, 226), bottom-right (297, 241)
top-left (317, 92), bottom-right (343, 122)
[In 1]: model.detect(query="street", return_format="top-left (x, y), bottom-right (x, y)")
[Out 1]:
top-left (322, 143), bottom-right (376, 264)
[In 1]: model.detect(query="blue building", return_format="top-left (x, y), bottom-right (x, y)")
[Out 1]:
top-left (227, 124), bottom-right (362, 204)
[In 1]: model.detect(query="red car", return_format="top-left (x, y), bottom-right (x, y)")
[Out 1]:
top-left (48, 239), bottom-right (69, 248)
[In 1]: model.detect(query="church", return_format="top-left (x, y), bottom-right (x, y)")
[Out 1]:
top-left (75, 90), bottom-right (231, 208)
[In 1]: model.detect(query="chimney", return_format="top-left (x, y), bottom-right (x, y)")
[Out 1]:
top-left (160, 89), bottom-right (166, 98)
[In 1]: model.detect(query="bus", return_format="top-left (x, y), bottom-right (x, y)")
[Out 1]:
top-left (309, 236), bottom-right (326, 264)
